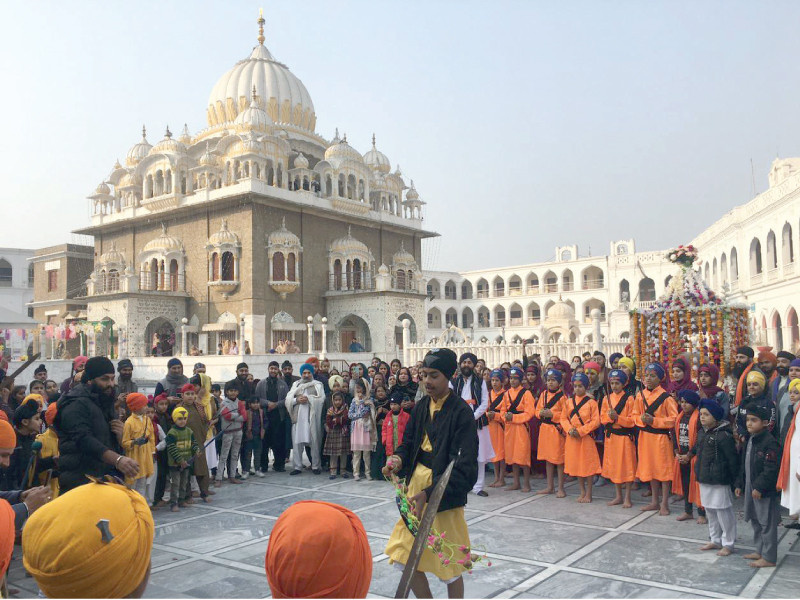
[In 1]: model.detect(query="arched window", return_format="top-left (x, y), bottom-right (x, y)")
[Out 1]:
top-left (27, 263), bottom-right (33, 287)
top-left (639, 278), bottom-right (656, 301)
top-left (221, 251), bottom-right (235, 281)
top-left (107, 269), bottom-right (120, 292)
top-left (766, 231), bottom-right (777, 270)
top-left (150, 258), bottom-right (158, 290)
top-left (619, 279), bottom-right (630, 302)
top-left (287, 253), bottom-right (296, 282)
top-left (730, 248), bottom-right (739, 281)
top-left (273, 252), bottom-right (285, 281)
top-left (211, 252), bottom-right (220, 281)
top-left (750, 238), bottom-right (763, 275)
top-left (0, 259), bottom-right (11, 287)
top-left (396, 269), bottom-right (406, 290)
top-left (783, 222), bottom-right (794, 265)
top-left (353, 258), bottom-right (362, 290)
top-left (333, 259), bottom-right (342, 290)
top-left (169, 259), bottom-right (179, 291)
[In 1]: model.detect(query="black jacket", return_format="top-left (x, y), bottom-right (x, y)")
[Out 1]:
top-left (695, 421), bottom-right (738, 486)
top-left (735, 429), bottom-right (781, 497)
top-left (54, 383), bottom-right (120, 492)
top-left (394, 390), bottom-right (478, 513)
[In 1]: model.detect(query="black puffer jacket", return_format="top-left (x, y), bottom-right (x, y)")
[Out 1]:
top-left (735, 429), bottom-right (781, 497)
top-left (55, 383), bottom-right (119, 492)
top-left (695, 420), bottom-right (738, 486)
top-left (394, 391), bottom-right (478, 512)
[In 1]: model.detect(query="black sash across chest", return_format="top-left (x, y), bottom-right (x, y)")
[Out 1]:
top-left (640, 391), bottom-right (672, 436)
top-left (540, 391), bottom-right (564, 425)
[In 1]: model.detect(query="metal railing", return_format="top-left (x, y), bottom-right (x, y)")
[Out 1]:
top-left (139, 272), bottom-right (186, 292)
top-left (329, 270), bottom-right (375, 292)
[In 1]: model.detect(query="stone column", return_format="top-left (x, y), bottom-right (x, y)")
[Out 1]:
top-left (307, 316), bottom-right (314, 354)
top-left (402, 319), bottom-right (411, 366)
top-left (591, 309), bottom-right (602, 354)
top-left (320, 317), bottom-right (328, 360)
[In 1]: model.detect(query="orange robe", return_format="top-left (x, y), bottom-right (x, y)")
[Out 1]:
top-left (487, 389), bottom-right (506, 463)
top-left (632, 386), bottom-right (678, 482)
top-left (599, 392), bottom-right (637, 483)
top-left (559, 395), bottom-right (601, 478)
top-left (671, 409), bottom-right (702, 507)
top-left (535, 390), bottom-right (566, 465)
top-left (501, 387), bottom-right (535, 467)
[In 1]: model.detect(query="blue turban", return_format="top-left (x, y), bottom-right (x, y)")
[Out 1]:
top-left (699, 397), bottom-right (724, 421)
top-left (609, 352), bottom-right (623, 366)
top-left (545, 368), bottom-right (563, 383)
top-left (490, 369), bottom-right (504, 381)
top-left (299, 363), bottom-right (315, 376)
top-left (167, 358), bottom-right (183, 369)
top-left (678, 389), bottom-right (701, 407)
top-left (645, 363), bottom-right (666, 380)
top-left (572, 373), bottom-right (589, 388)
top-left (509, 367), bottom-right (524, 381)
top-left (607, 369), bottom-right (629, 385)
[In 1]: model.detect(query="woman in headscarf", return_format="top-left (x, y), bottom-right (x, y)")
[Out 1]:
top-left (697, 364), bottom-right (730, 418)
top-left (554, 360), bottom-right (574, 396)
top-left (191, 373), bottom-right (219, 477)
top-left (666, 357), bottom-right (699, 396)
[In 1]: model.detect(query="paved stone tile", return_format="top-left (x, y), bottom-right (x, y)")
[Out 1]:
top-left (154, 512), bottom-right (274, 554)
top-left (631, 508), bottom-right (752, 544)
top-left (524, 570), bottom-right (706, 598)
top-left (146, 560), bottom-right (270, 598)
top-left (244, 489), bottom-right (390, 517)
top-left (469, 515), bottom-right (606, 563)
top-left (209, 482), bottom-right (301, 508)
top-left (758, 554), bottom-right (800, 598)
top-left (573, 533), bottom-right (756, 594)
top-left (505, 492), bottom-right (634, 528)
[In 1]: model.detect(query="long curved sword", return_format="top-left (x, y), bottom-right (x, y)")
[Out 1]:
top-left (395, 458), bottom-right (456, 599)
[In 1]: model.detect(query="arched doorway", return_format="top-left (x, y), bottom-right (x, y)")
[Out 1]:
top-left (395, 313), bottom-right (418, 349)
top-left (774, 312), bottom-right (784, 351)
top-left (338, 314), bottom-right (371, 352)
top-left (788, 308), bottom-right (799, 352)
top-left (145, 317), bottom-right (176, 356)
top-left (95, 317), bottom-right (118, 359)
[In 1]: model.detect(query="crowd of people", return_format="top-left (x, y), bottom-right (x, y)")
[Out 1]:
top-left (0, 342), bottom-right (798, 597)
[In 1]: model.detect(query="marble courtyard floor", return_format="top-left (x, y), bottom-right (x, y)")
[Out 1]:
top-left (6, 470), bottom-right (800, 599)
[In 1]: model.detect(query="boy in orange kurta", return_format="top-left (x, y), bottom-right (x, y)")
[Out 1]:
top-left (487, 369), bottom-right (507, 488)
top-left (600, 369), bottom-right (638, 508)
top-left (633, 363), bottom-right (678, 516)
top-left (536, 368), bottom-right (567, 497)
top-left (501, 367), bottom-right (536, 492)
top-left (560, 373), bottom-right (601, 503)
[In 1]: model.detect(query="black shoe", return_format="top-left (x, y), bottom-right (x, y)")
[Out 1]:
top-left (273, 467), bottom-right (286, 473)
top-left (476, 490), bottom-right (489, 497)
top-left (785, 522), bottom-right (800, 530)
top-left (290, 469), bottom-right (301, 476)
top-left (312, 469), bottom-right (322, 475)
top-left (341, 472), bottom-right (351, 479)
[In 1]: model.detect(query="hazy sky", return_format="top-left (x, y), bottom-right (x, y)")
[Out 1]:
top-left (3, 1), bottom-right (800, 272)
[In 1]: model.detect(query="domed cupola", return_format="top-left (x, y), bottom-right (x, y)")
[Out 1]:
top-left (126, 126), bottom-right (152, 167)
top-left (405, 180), bottom-right (419, 201)
top-left (234, 86), bottom-right (274, 132)
top-left (267, 217), bottom-right (303, 298)
top-left (206, 11), bottom-right (316, 133)
top-left (328, 226), bottom-right (374, 291)
top-left (324, 134), bottom-right (364, 164)
top-left (150, 126), bottom-right (187, 155)
top-left (199, 142), bottom-right (218, 167)
top-left (293, 152), bottom-right (309, 169)
top-left (208, 219), bottom-right (241, 247)
top-left (142, 224), bottom-right (184, 254)
top-left (178, 123), bottom-right (192, 146)
top-left (363, 134), bottom-right (391, 174)
top-left (547, 296), bottom-right (576, 321)
top-left (330, 226), bottom-right (370, 256)
top-left (99, 241), bottom-right (127, 267)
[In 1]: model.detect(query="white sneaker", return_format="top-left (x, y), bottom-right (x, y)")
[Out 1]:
top-left (241, 472), bottom-right (249, 480)
top-left (255, 470), bottom-right (265, 478)
top-left (354, 474), bottom-right (361, 481)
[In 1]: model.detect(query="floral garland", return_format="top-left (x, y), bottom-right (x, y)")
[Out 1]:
top-left (666, 244), bottom-right (699, 268)
top-left (388, 473), bottom-right (490, 573)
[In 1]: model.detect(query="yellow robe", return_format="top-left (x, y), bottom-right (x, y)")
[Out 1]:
top-left (35, 428), bottom-right (60, 498)
top-left (121, 413), bottom-right (155, 484)
top-left (385, 395), bottom-right (470, 582)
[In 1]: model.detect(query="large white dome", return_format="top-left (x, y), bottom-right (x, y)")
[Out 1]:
top-left (206, 19), bottom-right (316, 133)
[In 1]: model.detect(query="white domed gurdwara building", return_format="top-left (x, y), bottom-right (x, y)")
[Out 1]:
top-left (77, 13), bottom-right (433, 357)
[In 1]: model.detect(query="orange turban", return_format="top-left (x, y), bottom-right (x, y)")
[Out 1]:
top-left (758, 351), bottom-right (777, 365)
top-left (23, 393), bottom-right (44, 408)
top-left (265, 501), bottom-right (372, 598)
top-left (22, 479), bottom-right (154, 598)
top-left (44, 402), bottom-right (58, 427)
top-left (126, 392), bottom-right (148, 412)
top-left (0, 412), bottom-right (8, 423)
top-left (0, 419), bottom-right (15, 449)
top-left (0, 499), bottom-right (13, 578)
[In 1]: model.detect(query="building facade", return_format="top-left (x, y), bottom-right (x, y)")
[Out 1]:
top-left (73, 15), bottom-right (434, 358)
top-left (0, 248), bottom-right (34, 324)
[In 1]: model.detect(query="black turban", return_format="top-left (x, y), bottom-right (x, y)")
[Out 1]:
top-left (459, 353), bottom-right (478, 366)
top-left (13, 399), bottom-right (39, 427)
top-left (117, 359), bottom-right (133, 371)
top-left (84, 357), bottom-right (115, 382)
top-left (423, 348), bottom-right (458, 379)
top-left (737, 346), bottom-right (755, 359)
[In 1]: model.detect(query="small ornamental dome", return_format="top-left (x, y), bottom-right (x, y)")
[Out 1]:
top-left (100, 242), bottom-right (126, 266)
top-left (126, 126), bottom-right (152, 167)
top-left (95, 182), bottom-right (111, 195)
top-left (548, 298), bottom-right (575, 320)
top-left (208, 219), bottom-right (240, 247)
top-left (405, 180), bottom-right (420, 201)
top-left (363, 134), bottom-right (391, 174)
top-left (199, 142), bottom-right (217, 167)
top-left (178, 123), bottom-right (192, 145)
top-left (234, 87), bottom-right (273, 131)
top-left (330, 226), bottom-right (369, 255)
top-left (150, 127), bottom-right (187, 155)
top-left (268, 217), bottom-right (300, 247)
top-left (293, 152), bottom-right (309, 169)
top-left (143, 225), bottom-right (184, 253)
top-left (118, 173), bottom-right (138, 189)
top-left (324, 135), bottom-right (363, 164)
top-left (392, 242), bottom-right (416, 266)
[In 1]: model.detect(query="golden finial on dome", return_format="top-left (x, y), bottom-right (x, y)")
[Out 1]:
top-left (257, 8), bottom-right (265, 45)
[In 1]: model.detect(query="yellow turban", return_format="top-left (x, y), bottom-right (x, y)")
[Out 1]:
top-left (172, 406), bottom-right (189, 420)
top-left (746, 370), bottom-right (766, 387)
top-left (618, 357), bottom-right (635, 373)
top-left (24, 393), bottom-right (44, 408)
top-left (328, 375), bottom-right (344, 389)
top-left (789, 378), bottom-right (800, 394)
top-left (266, 501), bottom-right (372, 598)
top-left (22, 479), bottom-right (154, 598)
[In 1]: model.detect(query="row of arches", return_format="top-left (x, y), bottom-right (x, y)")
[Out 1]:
top-left (754, 306), bottom-right (800, 353)
top-left (427, 299), bottom-right (607, 329)
top-left (427, 267), bottom-right (606, 300)
top-left (0, 259), bottom-right (32, 288)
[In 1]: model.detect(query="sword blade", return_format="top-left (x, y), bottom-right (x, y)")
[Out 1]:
top-left (395, 458), bottom-right (456, 599)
